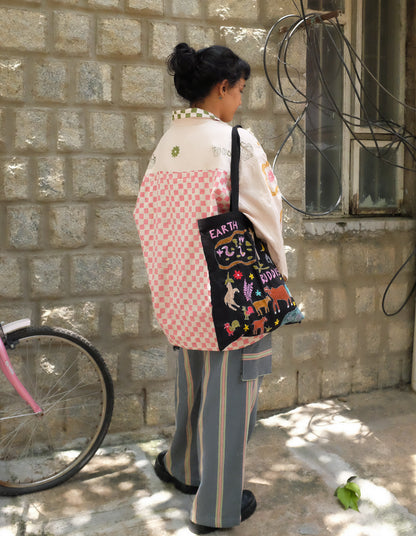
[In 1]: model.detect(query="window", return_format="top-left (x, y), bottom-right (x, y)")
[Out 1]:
top-left (305, 0), bottom-right (407, 215)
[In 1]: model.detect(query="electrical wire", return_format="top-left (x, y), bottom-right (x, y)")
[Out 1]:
top-left (382, 248), bottom-right (416, 316)
top-left (263, 0), bottom-right (416, 217)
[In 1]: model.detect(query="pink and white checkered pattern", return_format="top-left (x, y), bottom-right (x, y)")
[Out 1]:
top-left (134, 168), bottom-right (265, 351)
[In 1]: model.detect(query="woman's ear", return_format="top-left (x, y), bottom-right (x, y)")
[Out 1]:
top-left (218, 79), bottom-right (228, 99)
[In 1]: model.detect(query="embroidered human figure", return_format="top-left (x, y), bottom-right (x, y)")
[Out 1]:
top-left (224, 281), bottom-right (239, 310)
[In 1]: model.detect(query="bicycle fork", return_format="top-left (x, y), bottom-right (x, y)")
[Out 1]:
top-left (0, 326), bottom-right (43, 415)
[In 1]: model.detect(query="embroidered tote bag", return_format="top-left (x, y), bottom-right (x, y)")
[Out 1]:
top-left (198, 126), bottom-right (304, 351)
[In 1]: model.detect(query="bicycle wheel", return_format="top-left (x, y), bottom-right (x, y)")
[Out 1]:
top-left (0, 326), bottom-right (114, 496)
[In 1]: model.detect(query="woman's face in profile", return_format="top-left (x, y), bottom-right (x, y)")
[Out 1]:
top-left (218, 78), bottom-right (246, 122)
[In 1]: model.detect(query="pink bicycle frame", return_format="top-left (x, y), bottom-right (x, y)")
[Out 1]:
top-left (0, 320), bottom-right (43, 415)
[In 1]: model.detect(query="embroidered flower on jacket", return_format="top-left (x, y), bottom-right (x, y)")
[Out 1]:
top-left (233, 270), bottom-right (243, 280)
top-left (171, 146), bottom-right (180, 157)
top-left (262, 161), bottom-right (279, 196)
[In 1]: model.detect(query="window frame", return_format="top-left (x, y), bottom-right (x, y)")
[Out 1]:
top-left (305, 0), bottom-right (407, 217)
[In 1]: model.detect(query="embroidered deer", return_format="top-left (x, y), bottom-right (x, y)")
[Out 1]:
top-left (264, 286), bottom-right (291, 313)
top-left (252, 295), bottom-right (271, 315)
top-left (252, 317), bottom-right (267, 335)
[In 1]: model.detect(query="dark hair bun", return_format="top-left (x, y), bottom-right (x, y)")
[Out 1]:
top-left (167, 42), bottom-right (250, 104)
top-left (167, 43), bottom-right (197, 78)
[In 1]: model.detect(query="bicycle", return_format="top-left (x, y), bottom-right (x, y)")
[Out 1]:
top-left (0, 318), bottom-right (114, 496)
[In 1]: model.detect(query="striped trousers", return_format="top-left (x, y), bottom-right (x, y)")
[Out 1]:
top-left (164, 336), bottom-right (272, 528)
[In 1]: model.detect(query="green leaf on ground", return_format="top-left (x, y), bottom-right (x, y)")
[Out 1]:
top-left (335, 476), bottom-right (361, 511)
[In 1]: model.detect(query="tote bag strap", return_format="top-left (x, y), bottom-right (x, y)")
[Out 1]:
top-left (230, 125), bottom-right (241, 212)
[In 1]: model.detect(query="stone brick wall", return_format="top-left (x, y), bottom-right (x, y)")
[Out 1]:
top-left (0, 0), bottom-right (415, 435)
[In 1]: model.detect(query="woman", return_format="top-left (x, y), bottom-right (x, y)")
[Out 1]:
top-left (134, 43), bottom-right (287, 534)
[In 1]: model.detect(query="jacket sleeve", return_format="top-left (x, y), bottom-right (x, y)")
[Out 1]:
top-left (237, 128), bottom-right (288, 281)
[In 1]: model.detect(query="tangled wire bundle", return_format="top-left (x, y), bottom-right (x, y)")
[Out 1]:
top-left (263, 1), bottom-right (416, 217)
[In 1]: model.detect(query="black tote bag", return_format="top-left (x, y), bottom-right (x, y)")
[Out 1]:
top-left (198, 126), bottom-right (303, 351)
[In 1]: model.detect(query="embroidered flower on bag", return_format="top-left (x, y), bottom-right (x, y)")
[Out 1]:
top-left (233, 270), bottom-right (243, 280)
top-left (171, 146), bottom-right (180, 157)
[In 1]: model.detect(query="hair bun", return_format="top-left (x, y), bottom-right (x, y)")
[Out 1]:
top-left (167, 43), bottom-right (197, 77)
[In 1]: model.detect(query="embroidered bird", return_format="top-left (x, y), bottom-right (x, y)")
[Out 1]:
top-left (224, 320), bottom-right (240, 336)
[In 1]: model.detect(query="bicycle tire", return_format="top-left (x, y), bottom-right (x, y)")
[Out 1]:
top-left (0, 326), bottom-right (114, 496)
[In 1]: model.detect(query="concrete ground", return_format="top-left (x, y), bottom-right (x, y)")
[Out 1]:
top-left (1, 387), bottom-right (416, 536)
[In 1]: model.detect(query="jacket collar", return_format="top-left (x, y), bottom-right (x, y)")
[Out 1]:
top-left (172, 108), bottom-right (221, 122)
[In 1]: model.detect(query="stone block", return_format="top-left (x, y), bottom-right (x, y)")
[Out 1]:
top-left (97, 18), bottom-right (141, 56)
top-left (0, 59), bottom-right (24, 100)
top-left (296, 287), bottom-right (324, 322)
top-left (57, 111), bottom-right (85, 151)
top-left (101, 351), bottom-right (118, 383)
top-left (0, 257), bottom-right (22, 298)
top-left (337, 326), bottom-right (358, 359)
top-left (342, 243), bottom-right (396, 276)
top-left (388, 319), bottom-right (413, 352)
top-left (263, 0), bottom-right (297, 24)
top-left (115, 159), bottom-right (140, 197)
top-left (121, 65), bottom-right (165, 106)
top-left (382, 282), bottom-right (412, 315)
top-left (274, 161), bottom-right (304, 201)
top-left (95, 205), bottom-right (138, 246)
top-left (112, 302), bottom-right (140, 336)
top-left (150, 22), bottom-right (179, 60)
top-left (110, 393), bottom-right (144, 433)
top-left (146, 382), bottom-right (175, 426)
top-left (72, 157), bottom-right (108, 198)
top-left (0, 305), bottom-right (32, 325)
top-left (0, 8), bottom-right (47, 51)
top-left (364, 322), bottom-right (382, 354)
top-left (221, 26), bottom-right (266, 69)
top-left (30, 256), bottom-right (64, 297)
top-left (0, 108), bottom-right (5, 146)
top-left (321, 364), bottom-right (352, 398)
top-left (127, 0), bottom-right (163, 15)
top-left (172, 0), bottom-right (201, 17)
top-left (89, 0), bottom-right (120, 6)
top-left (258, 372), bottom-right (297, 411)
top-left (34, 60), bottom-right (67, 102)
top-left (71, 254), bottom-right (123, 295)
top-left (132, 253), bottom-right (149, 290)
top-left (285, 245), bottom-right (298, 278)
top-left (1, 157), bottom-right (29, 200)
top-left (90, 112), bottom-right (125, 151)
top-left (50, 205), bottom-right (88, 248)
top-left (207, 0), bottom-right (258, 20)
top-left (76, 61), bottom-right (112, 103)
top-left (329, 286), bottom-right (348, 321)
top-left (355, 286), bottom-right (376, 314)
top-left (151, 309), bottom-right (163, 333)
top-left (272, 76), bottom-right (306, 116)
top-left (297, 367), bottom-right (321, 405)
top-left (134, 114), bottom-right (158, 151)
top-left (247, 75), bottom-right (268, 111)
top-left (131, 347), bottom-right (168, 380)
top-left (352, 360), bottom-right (379, 392)
top-left (41, 301), bottom-right (100, 336)
top-left (241, 116), bottom-right (279, 155)
top-left (15, 109), bottom-right (48, 151)
top-left (7, 206), bottom-right (41, 249)
top-left (293, 330), bottom-right (329, 362)
top-left (37, 157), bottom-right (65, 200)
top-left (305, 246), bottom-right (340, 281)
top-left (54, 11), bottom-right (90, 55)
top-left (378, 354), bottom-right (403, 389)
top-left (185, 26), bottom-right (216, 50)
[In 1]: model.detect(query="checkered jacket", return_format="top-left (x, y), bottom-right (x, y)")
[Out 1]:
top-left (134, 108), bottom-right (287, 351)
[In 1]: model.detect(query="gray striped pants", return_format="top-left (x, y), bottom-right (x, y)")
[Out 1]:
top-left (164, 336), bottom-right (272, 528)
